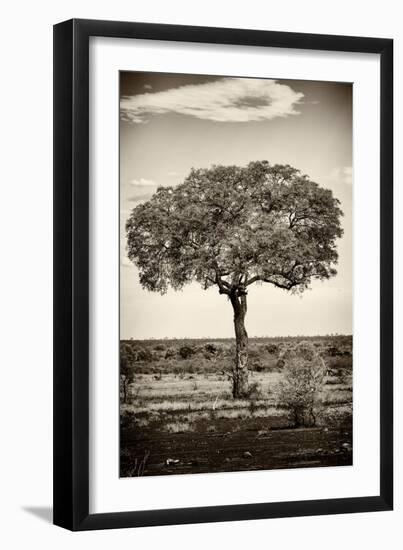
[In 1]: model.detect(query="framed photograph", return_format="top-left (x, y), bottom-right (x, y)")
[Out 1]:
top-left (53, 19), bottom-right (393, 530)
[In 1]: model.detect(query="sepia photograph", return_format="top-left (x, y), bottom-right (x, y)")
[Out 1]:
top-left (119, 71), bottom-right (353, 478)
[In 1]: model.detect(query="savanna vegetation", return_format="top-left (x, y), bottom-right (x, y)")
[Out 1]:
top-left (120, 335), bottom-right (352, 477)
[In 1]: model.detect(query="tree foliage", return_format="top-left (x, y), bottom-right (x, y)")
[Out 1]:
top-left (126, 161), bottom-right (343, 297)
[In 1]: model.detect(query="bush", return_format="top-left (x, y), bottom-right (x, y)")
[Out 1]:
top-left (120, 408), bottom-right (136, 430)
top-left (243, 381), bottom-right (262, 400)
top-left (248, 349), bottom-right (261, 360)
top-left (136, 348), bottom-right (153, 362)
top-left (327, 346), bottom-right (343, 357)
top-left (204, 343), bottom-right (219, 355)
top-left (266, 344), bottom-right (278, 355)
top-left (276, 358), bottom-right (286, 369)
top-left (277, 341), bottom-right (326, 427)
top-left (165, 347), bottom-right (176, 359)
top-left (179, 345), bottom-right (196, 359)
top-left (154, 344), bottom-right (166, 352)
top-left (120, 360), bottom-right (134, 404)
top-left (327, 355), bottom-right (352, 370)
top-left (253, 363), bottom-right (265, 372)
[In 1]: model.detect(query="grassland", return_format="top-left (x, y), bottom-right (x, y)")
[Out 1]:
top-left (120, 335), bottom-right (352, 477)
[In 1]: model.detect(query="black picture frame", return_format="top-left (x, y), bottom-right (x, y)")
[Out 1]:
top-left (53, 18), bottom-right (393, 531)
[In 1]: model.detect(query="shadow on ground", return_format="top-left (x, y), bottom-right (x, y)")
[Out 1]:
top-left (22, 506), bottom-right (53, 524)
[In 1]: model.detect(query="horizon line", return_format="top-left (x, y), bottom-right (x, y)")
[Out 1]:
top-left (121, 334), bottom-right (353, 341)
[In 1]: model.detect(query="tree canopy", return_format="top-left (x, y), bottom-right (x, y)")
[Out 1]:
top-left (126, 161), bottom-right (343, 298)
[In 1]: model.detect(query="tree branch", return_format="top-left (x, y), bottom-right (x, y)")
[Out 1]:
top-left (246, 274), bottom-right (298, 291)
top-left (261, 278), bottom-right (298, 290)
top-left (215, 272), bottom-right (230, 295)
top-left (246, 275), bottom-right (260, 286)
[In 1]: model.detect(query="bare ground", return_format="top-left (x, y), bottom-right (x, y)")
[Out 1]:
top-left (121, 423), bottom-right (352, 477)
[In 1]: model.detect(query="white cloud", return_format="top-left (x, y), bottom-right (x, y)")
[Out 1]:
top-left (329, 166), bottom-right (353, 185)
top-left (129, 178), bottom-right (157, 187)
top-left (121, 78), bottom-right (303, 124)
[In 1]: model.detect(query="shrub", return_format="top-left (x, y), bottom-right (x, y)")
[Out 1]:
top-left (327, 355), bottom-right (352, 370)
top-left (243, 380), bottom-right (262, 400)
top-left (248, 349), bottom-right (261, 360)
top-left (277, 341), bottom-right (326, 427)
top-left (120, 360), bottom-right (134, 404)
top-left (165, 347), bottom-right (176, 359)
top-left (186, 362), bottom-right (197, 374)
top-left (136, 348), bottom-right (153, 362)
top-left (276, 358), bottom-right (286, 369)
top-left (204, 343), bottom-right (219, 355)
top-left (205, 343), bottom-right (224, 358)
top-left (120, 408), bottom-right (135, 429)
top-left (154, 344), bottom-right (166, 352)
top-left (120, 342), bottom-right (137, 367)
top-left (327, 345), bottom-right (343, 357)
top-left (253, 364), bottom-right (265, 372)
top-left (179, 345), bottom-right (196, 359)
top-left (266, 343), bottom-right (278, 355)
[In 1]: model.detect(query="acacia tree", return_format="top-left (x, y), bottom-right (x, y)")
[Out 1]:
top-left (126, 161), bottom-right (343, 398)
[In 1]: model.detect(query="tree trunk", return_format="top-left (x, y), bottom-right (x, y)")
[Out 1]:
top-left (230, 291), bottom-right (249, 398)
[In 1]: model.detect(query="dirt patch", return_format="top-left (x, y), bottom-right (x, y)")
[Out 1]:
top-left (120, 424), bottom-right (352, 477)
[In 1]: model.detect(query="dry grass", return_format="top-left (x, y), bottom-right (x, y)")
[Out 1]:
top-left (121, 369), bottom-right (352, 433)
top-left (165, 421), bottom-right (193, 433)
top-left (121, 339), bottom-right (352, 435)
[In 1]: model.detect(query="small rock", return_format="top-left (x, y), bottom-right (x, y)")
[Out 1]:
top-left (316, 448), bottom-right (323, 453)
top-left (166, 458), bottom-right (180, 466)
top-left (243, 451), bottom-right (252, 459)
top-left (342, 442), bottom-right (352, 449)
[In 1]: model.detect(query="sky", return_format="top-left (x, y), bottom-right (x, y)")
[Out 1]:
top-left (120, 72), bottom-right (352, 339)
